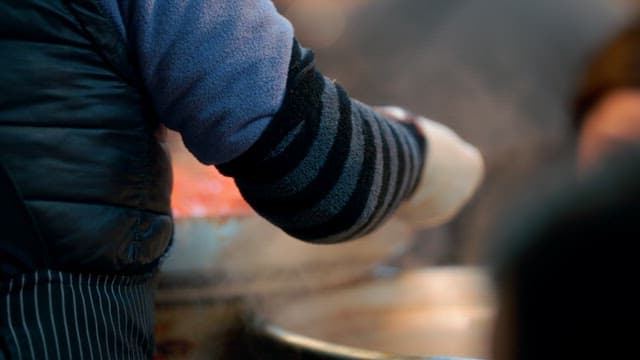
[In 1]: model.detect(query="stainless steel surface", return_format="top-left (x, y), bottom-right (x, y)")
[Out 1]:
top-left (255, 267), bottom-right (495, 359)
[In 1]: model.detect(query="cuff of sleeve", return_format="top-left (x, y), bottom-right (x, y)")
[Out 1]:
top-left (395, 117), bottom-right (484, 228)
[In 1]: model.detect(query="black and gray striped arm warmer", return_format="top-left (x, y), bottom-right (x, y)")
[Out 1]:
top-left (217, 41), bottom-right (426, 244)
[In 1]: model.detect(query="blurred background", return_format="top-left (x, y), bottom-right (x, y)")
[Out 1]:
top-left (157, 1), bottom-right (638, 359)
top-left (273, 0), bottom-right (633, 263)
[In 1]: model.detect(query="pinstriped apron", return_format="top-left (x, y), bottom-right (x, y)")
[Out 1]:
top-left (1, 271), bottom-right (155, 359)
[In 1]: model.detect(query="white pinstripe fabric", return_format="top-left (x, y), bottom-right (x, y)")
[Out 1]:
top-left (1, 270), bottom-right (154, 359)
top-left (78, 274), bottom-right (94, 360)
top-left (6, 279), bottom-right (22, 359)
top-left (110, 276), bottom-right (121, 357)
top-left (89, 275), bottom-right (110, 360)
top-left (33, 272), bottom-right (50, 360)
top-left (68, 273), bottom-right (84, 359)
top-left (59, 272), bottom-right (73, 359)
top-left (98, 276), bottom-right (116, 359)
top-left (19, 275), bottom-right (37, 359)
top-left (88, 275), bottom-right (104, 360)
top-left (46, 271), bottom-right (62, 360)
top-left (117, 278), bottom-right (131, 359)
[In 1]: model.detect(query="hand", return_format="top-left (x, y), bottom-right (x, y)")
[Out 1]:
top-left (376, 106), bottom-right (485, 229)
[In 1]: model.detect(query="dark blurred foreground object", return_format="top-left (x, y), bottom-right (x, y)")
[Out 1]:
top-left (491, 147), bottom-right (640, 360)
top-left (573, 18), bottom-right (640, 170)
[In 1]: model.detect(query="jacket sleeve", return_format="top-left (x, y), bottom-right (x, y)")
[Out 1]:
top-left (216, 42), bottom-right (427, 243)
top-left (106, 0), bottom-right (294, 164)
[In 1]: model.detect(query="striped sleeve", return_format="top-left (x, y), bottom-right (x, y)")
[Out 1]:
top-left (217, 41), bottom-right (426, 244)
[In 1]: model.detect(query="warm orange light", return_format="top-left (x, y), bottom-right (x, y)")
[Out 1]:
top-left (167, 130), bottom-right (252, 219)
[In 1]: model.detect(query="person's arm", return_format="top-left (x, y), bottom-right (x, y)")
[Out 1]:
top-left (104, 0), bottom-right (482, 242)
top-left (216, 42), bottom-right (427, 243)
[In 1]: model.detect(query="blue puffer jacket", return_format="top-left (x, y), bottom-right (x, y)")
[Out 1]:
top-left (0, 0), bottom-right (173, 277)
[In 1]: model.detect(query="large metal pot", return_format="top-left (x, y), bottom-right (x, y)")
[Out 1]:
top-left (250, 267), bottom-right (495, 360)
top-left (155, 132), bottom-right (416, 359)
